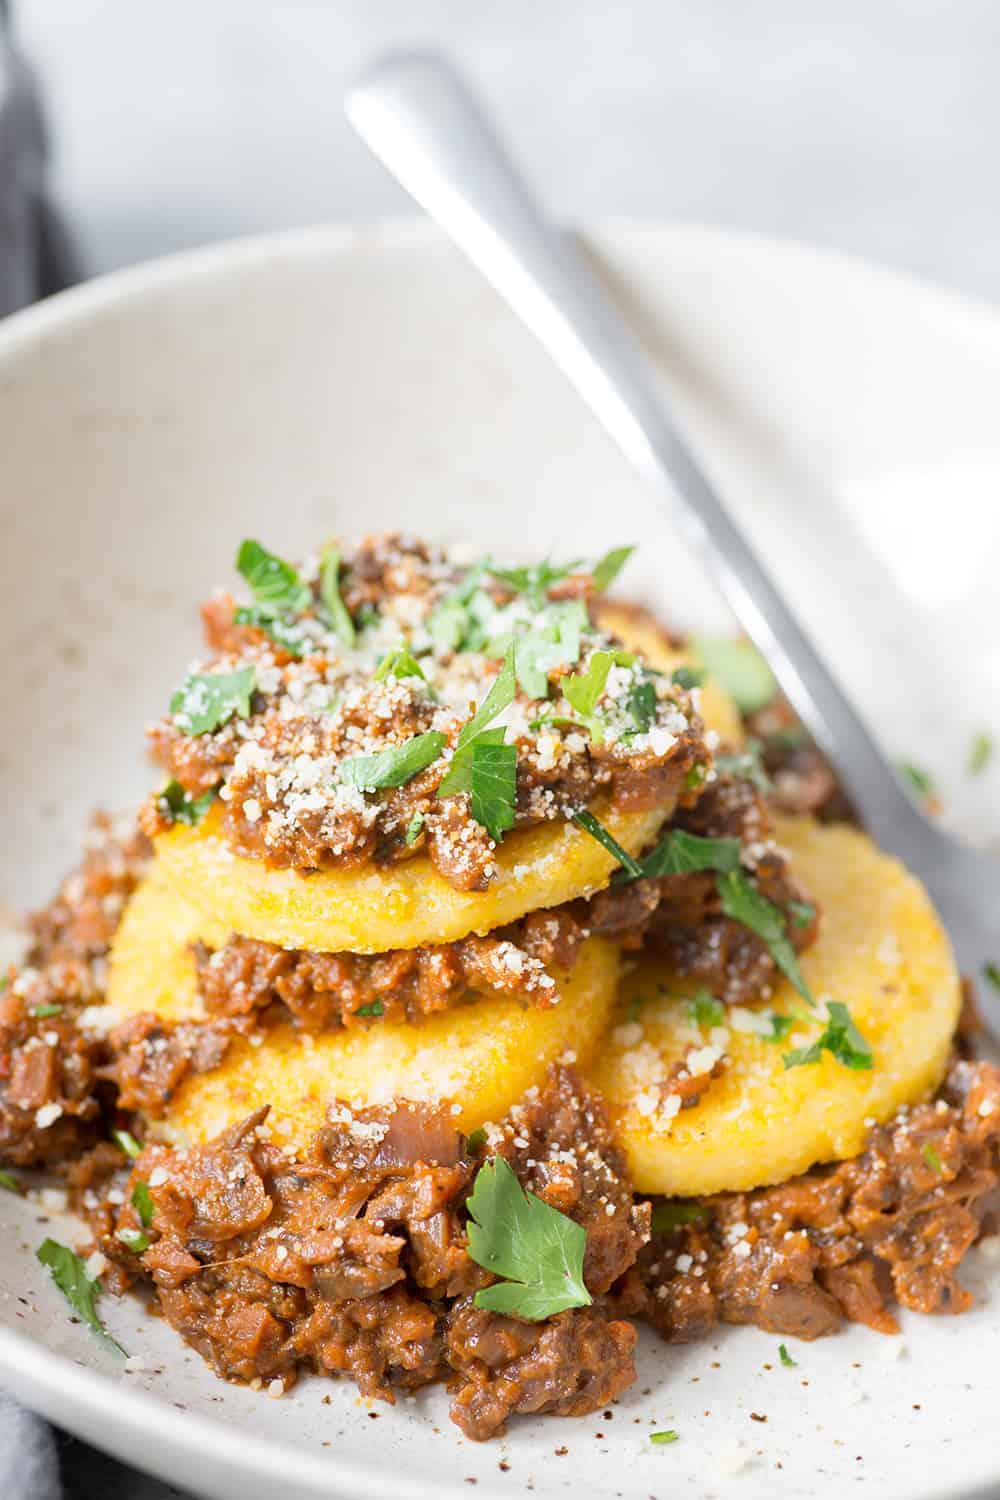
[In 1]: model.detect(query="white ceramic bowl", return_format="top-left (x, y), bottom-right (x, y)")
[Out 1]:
top-left (1, 221), bottom-right (999, 1500)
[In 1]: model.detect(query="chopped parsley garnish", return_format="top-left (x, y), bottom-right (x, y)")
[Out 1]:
top-left (686, 991), bottom-right (725, 1029)
top-left (31, 1003), bottom-right (63, 1019)
top-left (0, 1169), bottom-right (19, 1193)
top-left (319, 545), bottom-right (356, 648)
top-left (499, 601), bottom-right (588, 698)
top-left (487, 558), bottom-right (582, 609)
top-left (36, 1239), bottom-right (125, 1355)
top-left (691, 637), bottom-right (777, 714)
top-left (984, 962), bottom-right (1000, 994)
top-left (968, 731), bottom-right (993, 777)
top-left (170, 666), bottom-right (256, 736)
top-left (132, 1181), bottom-right (155, 1229)
top-left (671, 665), bottom-right (705, 691)
top-left (650, 1200), bottom-right (710, 1234)
top-left (628, 828), bottom-right (742, 881)
top-left (717, 869), bottom-right (814, 1006)
top-left (761, 1012), bottom-right (796, 1042)
top-left (112, 1129), bottom-right (142, 1159)
top-left (767, 725), bottom-right (809, 750)
top-left (374, 646), bottom-right (425, 682)
top-left (157, 780), bottom-right (217, 828)
top-left (778, 1343), bottom-right (796, 1367)
top-left (237, 538), bottom-right (311, 614)
top-left (117, 1228), bottom-right (150, 1254)
top-left (438, 648), bottom-right (519, 832)
top-left (233, 604), bottom-right (309, 658)
top-left (467, 1155), bottom-right (591, 1320)
top-left (562, 650), bottom-right (635, 743)
top-left (788, 900), bottom-right (816, 929)
top-left (469, 740), bottom-right (518, 842)
top-left (715, 738), bottom-right (771, 793)
top-left (783, 1001), bottom-right (873, 1071)
top-left (649, 1430), bottom-right (679, 1445)
top-left (898, 761), bottom-right (935, 801)
top-left (466, 1127), bottom-right (487, 1154)
top-left (356, 1000), bottom-right (385, 1018)
top-left (590, 544), bottom-right (635, 592)
top-left (404, 811), bottom-right (425, 846)
top-left (627, 676), bottom-right (658, 733)
top-left (922, 1143), bottom-right (943, 1173)
top-left (572, 810), bottom-right (644, 878)
top-left (340, 730), bottom-right (447, 792)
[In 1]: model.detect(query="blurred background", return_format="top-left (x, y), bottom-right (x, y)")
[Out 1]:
top-left (8, 0), bottom-right (1000, 302)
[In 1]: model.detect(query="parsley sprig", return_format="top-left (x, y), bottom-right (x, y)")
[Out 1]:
top-left (467, 1156), bottom-right (592, 1320)
top-left (437, 648), bottom-right (519, 841)
top-left (170, 666), bottom-right (256, 736)
top-left (36, 1239), bottom-right (126, 1355)
top-left (782, 1001), bottom-right (873, 1071)
top-left (157, 780), bottom-right (216, 828)
top-left (237, 539), bottom-right (312, 614)
top-left (717, 869), bottom-right (814, 1006)
top-left (691, 636), bottom-right (777, 713)
top-left (319, 545), bottom-right (356, 647)
top-left (339, 731), bottom-right (446, 792)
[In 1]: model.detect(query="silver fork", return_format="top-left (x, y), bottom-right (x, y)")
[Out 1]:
top-left (346, 51), bottom-right (999, 1010)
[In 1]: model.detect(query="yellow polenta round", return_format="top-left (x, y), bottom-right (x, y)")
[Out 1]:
top-left (588, 818), bottom-right (961, 1196)
top-left (153, 798), bottom-right (669, 954)
top-left (153, 936), bottom-right (619, 1152)
top-left (595, 602), bottom-right (744, 749)
top-left (106, 871), bottom-right (225, 1022)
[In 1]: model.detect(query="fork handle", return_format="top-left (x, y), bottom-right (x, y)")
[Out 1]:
top-left (347, 50), bottom-right (921, 860)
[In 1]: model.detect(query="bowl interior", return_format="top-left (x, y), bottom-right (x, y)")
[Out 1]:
top-left (1, 221), bottom-right (999, 1500)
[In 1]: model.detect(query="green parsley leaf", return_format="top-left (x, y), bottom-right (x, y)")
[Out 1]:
top-left (590, 545), bottom-right (635, 593)
top-left (573, 810), bottom-right (644, 879)
top-left (0, 1169), bottom-right (20, 1193)
top-left (36, 1238), bottom-right (126, 1355)
top-left (717, 869), bottom-right (814, 1005)
top-left (112, 1129), bottom-right (142, 1159)
top-left (783, 1001), bottom-right (873, 1071)
top-left (236, 538), bottom-right (311, 614)
top-left (761, 1012), bottom-right (796, 1042)
top-left (984, 962), bottom-right (1000, 994)
top-left (922, 1143), bottom-right (943, 1173)
top-left (650, 1200), bottom-right (710, 1234)
top-left (715, 738), bottom-right (771, 793)
top-left (233, 604), bottom-right (308, 658)
top-left (778, 1343), bottom-right (796, 1367)
top-left (691, 637), bottom-right (777, 714)
top-left (488, 559), bottom-right (581, 609)
top-left (630, 828), bottom-right (742, 881)
top-left (685, 763), bottom-right (708, 790)
top-left (469, 740), bottom-right (518, 843)
top-left (319, 545), bottom-right (356, 648)
top-left (117, 1228), bottom-right (150, 1254)
top-left (132, 1181), bottom-right (154, 1229)
top-left (157, 780), bottom-right (217, 828)
top-left (31, 1003), bottom-right (63, 1019)
top-left (788, 900), bottom-right (816, 929)
top-left (356, 1000), bottom-right (385, 1018)
top-left (649, 1430), bottom-right (679, 1445)
top-left (340, 731), bottom-right (446, 792)
top-left (563, 650), bottom-right (635, 739)
top-left (627, 677), bottom-right (658, 734)
top-left (968, 731), bottom-right (994, 777)
top-left (438, 648), bottom-right (518, 799)
top-left (170, 667), bottom-right (256, 736)
top-left (898, 761), bottom-right (935, 801)
top-left (686, 991), bottom-right (725, 1029)
top-left (671, 666), bottom-right (705, 691)
top-left (427, 596), bottom-right (468, 652)
top-left (374, 646), bottom-right (425, 682)
top-left (466, 1127), bottom-right (487, 1154)
top-left (767, 725), bottom-right (809, 750)
top-left (404, 811), bottom-right (425, 846)
top-left (467, 1155), bottom-right (592, 1320)
top-left (456, 648), bottom-right (517, 751)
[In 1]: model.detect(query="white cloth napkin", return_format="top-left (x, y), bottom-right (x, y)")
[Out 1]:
top-left (0, 1392), bottom-right (61, 1500)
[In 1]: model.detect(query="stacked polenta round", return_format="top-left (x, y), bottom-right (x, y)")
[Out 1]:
top-left (106, 539), bottom-right (962, 1201)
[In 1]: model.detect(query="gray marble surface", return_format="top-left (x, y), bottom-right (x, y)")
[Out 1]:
top-left (15, 0), bottom-right (1000, 305)
top-left (6, 3), bottom-right (1000, 1496)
